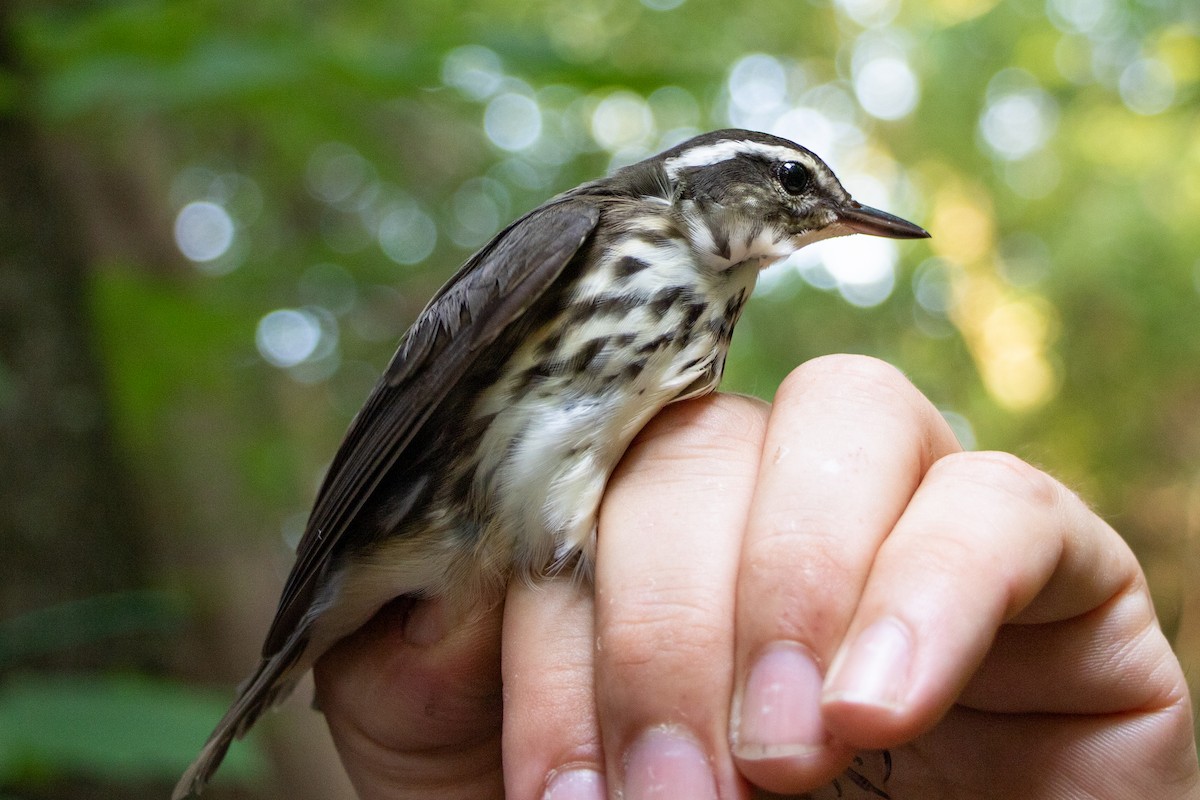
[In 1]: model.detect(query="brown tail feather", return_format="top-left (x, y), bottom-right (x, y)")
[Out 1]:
top-left (172, 637), bottom-right (306, 799)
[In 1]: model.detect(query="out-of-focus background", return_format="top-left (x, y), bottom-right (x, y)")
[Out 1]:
top-left (1, 0), bottom-right (1197, 797)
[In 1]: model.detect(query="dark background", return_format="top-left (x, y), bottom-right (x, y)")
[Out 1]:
top-left (2, 0), bottom-right (1197, 797)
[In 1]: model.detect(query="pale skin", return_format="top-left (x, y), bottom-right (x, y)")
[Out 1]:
top-left (313, 354), bottom-right (1200, 799)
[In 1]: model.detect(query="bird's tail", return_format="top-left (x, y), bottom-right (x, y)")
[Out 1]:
top-left (172, 637), bottom-right (307, 800)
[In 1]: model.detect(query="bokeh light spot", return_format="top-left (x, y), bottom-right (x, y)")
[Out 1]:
top-left (485, 92), bottom-right (543, 152)
top-left (769, 108), bottom-right (836, 164)
top-left (377, 198), bottom-right (437, 265)
top-left (442, 45), bottom-right (505, 100)
top-left (451, 178), bottom-right (511, 248)
top-left (979, 89), bottom-right (1058, 160)
top-left (306, 142), bottom-right (371, 207)
top-left (256, 309), bottom-right (322, 368)
top-left (929, 187), bottom-right (995, 265)
top-left (787, 236), bottom-right (898, 308)
top-left (835, 0), bottom-right (900, 28)
top-left (591, 91), bottom-right (655, 152)
top-left (1046, 0), bottom-right (1119, 37)
top-left (830, 237), bottom-right (898, 307)
top-left (854, 56), bottom-right (919, 120)
top-left (174, 201), bottom-right (235, 264)
top-left (913, 257), bottom-right (956, 315)
top-left (1119, 58), bottom-right (1175, 115)
top-left (728, 54), bottom-right (789, 116)
top-left (978, 299), bottom-right (1058, 410)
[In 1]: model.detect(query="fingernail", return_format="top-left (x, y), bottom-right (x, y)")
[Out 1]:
top-left (624, 727), bottom-right (717, 800)
top-left (732, 641), bottom-right (826, 759)
top-left (824, 617), bottom-right (912, 710)
top-left (543, 767), bottom-right (605, 800)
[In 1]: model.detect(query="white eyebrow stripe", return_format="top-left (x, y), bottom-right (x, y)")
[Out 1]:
top-left (664, 140), bottom-right (808, 177)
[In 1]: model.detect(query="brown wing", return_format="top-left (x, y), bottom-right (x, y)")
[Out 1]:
top-left (262, 199), bottom-right (601, 656)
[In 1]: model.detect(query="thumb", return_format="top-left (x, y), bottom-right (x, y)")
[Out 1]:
top-left (313, 596), bottom-right (505, 800)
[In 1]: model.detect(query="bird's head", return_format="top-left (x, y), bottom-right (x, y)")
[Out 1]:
top-left (620, 129), bottom-right (929, 269)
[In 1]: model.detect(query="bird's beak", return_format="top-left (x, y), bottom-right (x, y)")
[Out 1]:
top-left (837, 200), bottom-right (930, 240)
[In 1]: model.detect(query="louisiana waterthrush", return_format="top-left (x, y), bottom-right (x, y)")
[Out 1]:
top-left (175, 128), bottom-right (929, 798)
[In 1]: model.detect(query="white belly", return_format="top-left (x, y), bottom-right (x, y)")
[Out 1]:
top-left (469, 248), bottom-right (761, 575)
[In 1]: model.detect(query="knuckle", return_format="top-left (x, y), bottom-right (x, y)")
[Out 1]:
top-left (638, 392), bottom-right (768, 449)
top-left (895, 524), bottom-right (983, 587)
top-left (691, 392), bottom-right (771, 439)
top-left (599, 585), bottom-right (727, 677)
top-left (776, 356), bottom-right (947, 458)
top-left (778, 354), bottom-right (914, 409)
top-left (619, 394), bottom-right (767, 478)
top-left (742, 525), bottom-right (857, 642)
top-left (746, 523), bottom-right (853, 587)
top-left (929, 450), bottom-right (1061, 510)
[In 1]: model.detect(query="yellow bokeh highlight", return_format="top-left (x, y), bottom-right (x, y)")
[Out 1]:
top-left (976, 298), bottom-right (1060, 410)
top-left (921, 0), bottom-right (1002, 27)
top-left (928, 185), bottom-right (994, 265)
top-left (1155, 26), bottom-right (1200, 83)
top-left (1069, 104), bottom-right (1179, 172)
top-left (927, 179), bottom-right (1060, 412)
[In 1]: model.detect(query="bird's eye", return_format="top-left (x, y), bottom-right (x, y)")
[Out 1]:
top-left (776, 161), bottom-right (812, 195)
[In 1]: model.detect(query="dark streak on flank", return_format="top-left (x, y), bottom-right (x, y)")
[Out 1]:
top-left (622, 357), bottom-right (649, 381)
top-left (724, 289), bottom-right (746, 319)
top-left (648, 285), bottom-right (688, 320)
top-left (566, 293), bottom-right (643, 324)
top-left (614, 255), bottom-right (651, 278)
top-left (536, 331), bottom-right (563, 357)
top-left (571, 337), bottom-right (609, 372)
top-left (637, 332), bottom-right (676, 354)
top-left (612, 332), bottom-right (638, 348)
top-left (682, 301), bottom-right (706, 329)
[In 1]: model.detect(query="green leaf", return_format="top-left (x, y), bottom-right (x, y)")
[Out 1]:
top-left (0, 592), bottom-right (186, 669)
top-left (0, 673), bottom-right (265, 786)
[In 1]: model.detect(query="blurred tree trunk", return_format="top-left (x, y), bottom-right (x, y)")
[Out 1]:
top-left (0, 11), bottom-right (355, 796)
top-left (0, 6), bottom-right (146, 643)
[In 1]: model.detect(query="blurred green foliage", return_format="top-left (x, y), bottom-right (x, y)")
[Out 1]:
top-left (0, 673), bottom-right (264, 786)
top-left (0, 592), bottom-right (183, 668)
top-left (2, 0), bottom-right (1198, 796)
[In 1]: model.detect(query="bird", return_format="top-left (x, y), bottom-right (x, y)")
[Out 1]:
top-left (173, 128), bottom-right (929, 798)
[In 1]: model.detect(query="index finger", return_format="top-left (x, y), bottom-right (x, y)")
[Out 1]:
top-left (729, 355), bottom-right (962, 794)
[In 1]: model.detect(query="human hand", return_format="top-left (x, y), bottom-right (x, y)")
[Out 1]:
top-left (313, 354), bottom-right (1199, 799)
